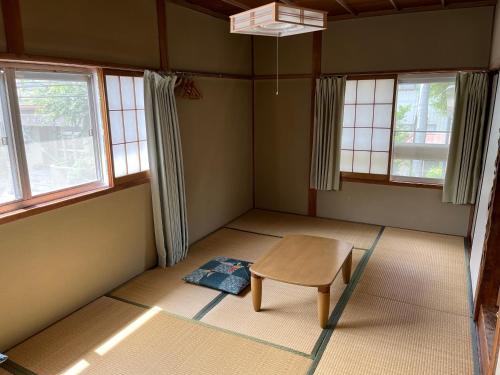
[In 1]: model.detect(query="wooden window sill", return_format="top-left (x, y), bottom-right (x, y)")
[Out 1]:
top-left (0, 176), bottom-right (150, 226)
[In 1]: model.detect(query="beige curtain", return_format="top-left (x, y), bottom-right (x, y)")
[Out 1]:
top-left (310, 76), bottom-right (346, 191)
top-left (144, 71), bottom-right (189, 267)
top-left (443, 72), bottom-right (490, 205)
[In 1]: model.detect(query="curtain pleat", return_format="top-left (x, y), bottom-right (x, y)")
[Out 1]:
top-left (443, 72), bottom-right (489, 205)
top-left (144, 71), bottom-right (189, 267)
top-left (310, 76), bottom-right (346, 191)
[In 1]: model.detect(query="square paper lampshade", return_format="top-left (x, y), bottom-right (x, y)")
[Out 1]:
top-left (230, 2), bottom-right (327, 37)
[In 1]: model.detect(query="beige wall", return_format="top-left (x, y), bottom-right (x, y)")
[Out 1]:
top-left (0, 184), bottom-right (157, 350)
top-left (323, 7), bottom-right (494, 73)
top-left (254, 79), bottom-right (311, 215)
top-left (317, 183), bottom-right (471, 236)
top-left (166, 2), bottom-right (252, 75)
top-left (178, 78), bottom-right (253, 243)
top-left (254, 34), bottom-right (312, 75)
top-left (20, 0), bottom-right (160, 68)
top-left (491, 4), bottom-right (500, 69)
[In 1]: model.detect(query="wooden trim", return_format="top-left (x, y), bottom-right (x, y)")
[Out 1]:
top-left (254, 68), bottom-right (488, 81)
top-left (0, 179), bottom-right (149, 226)
top-left (308, 31), bottom-right (322, 217)
top-left (328, 0), bottom-right (496, 20)
top-left (221, 0), bottom-right (250, 10)
top-left (0, 53), bottom-right (152, 72)
top-left (115, 171), bottom-right (150, 186)
top-left (251, 36), bottom-right (256, 208)
top-left (167, 0), bottom-right (228, 20)
top-left (1, 0), bottom-right (24, 54)
top-left (156, 0), bottom-right (169, 71)
top-left (478, 305), bottom-right (492, 374)
top-left (97, 68), bottom-right (115, 186)
top-left (101, 68), bottom-right (144, 77)
top-left (172, 69), bottom-right (252, 80)
top-left (389, 0), bottom-right (399, 11)
top-left (336, 0), bottom-right (357, 15)
top-left (255, 73), bottom-right (314, 80)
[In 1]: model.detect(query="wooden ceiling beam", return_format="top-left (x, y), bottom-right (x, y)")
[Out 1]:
top-left (220, 0), bottom-right (250, 10)
top-left (389, 0), bottom-right (399, 10)
top-left (280, 0), bottom-right (296, 4)
top-left (329, 0), bottom-right (496, 20)
top-left (336, 0), bottom-right (357, 15)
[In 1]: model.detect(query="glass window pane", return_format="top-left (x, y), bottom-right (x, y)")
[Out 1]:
top-left (353, 151), bottom-right (370, 173)
top-left (105, 76), bottom-right (121, 111)
top-left (113, 144), bottom-right (127, 177)
top-left (354, 128), bottom-right (372, 150)
top-left (109, 111), bottom-right (124, 144)
top-left (391, 75), bottom-right (455, 182)
top-left (16, 72), bottom-right (100, 196)
top-left (137, 110), bottom-right (147, 141)
top-left (126, 142), bottom-right (140, 174)
top-left (120, 77), bottom-right (135, 110)
top-left (123, 110), bottom-right (138, 142)
top-left (340, 150), bottom-right (353, 172)
top-left (344, 81), bottom-right (357, 104)
top-left (341, 127), bottom-right (354, 149)
top-left (140, 140), bottom-right (149, 171)
top-left (373, 104), bottom-right (392, 128)
top-left (371, 152), bottom-right (389, 174)
top-left (343, 105), bottom-right (355, 127)
top-left (355, 105), bottom-right (373, 127)
top-left (372, 129), bottom-right (391, 151)
top-left (356, 80), bottom-right (375, 104)
top-left (375, 79), bottom-right (394, 103)
top-left (0, 100), bottom-right (18, 203)
top-left (134, 77), bottom-right (144, 109)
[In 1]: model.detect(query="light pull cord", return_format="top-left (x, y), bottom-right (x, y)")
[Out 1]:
top-left (276, 35), bottom-right (279, 96)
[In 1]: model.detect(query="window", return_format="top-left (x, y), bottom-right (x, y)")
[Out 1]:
top-left (340, 78), bottom-right (395, 176)
top-left (339, 73), bottom-right (456, 186)
top-left (104, 73), bottom-right (148, 178)
top-left (0, 66), bottom-right (107, 214)
top-left (391, 74), bottom-right (456, 184)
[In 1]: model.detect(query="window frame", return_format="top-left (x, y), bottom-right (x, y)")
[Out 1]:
top-left (340, 73), bottom-right (454, 190)
top-left (0, 62), bottom-right (111, 215)
top-left (101, 68), bottom-right (149, 185)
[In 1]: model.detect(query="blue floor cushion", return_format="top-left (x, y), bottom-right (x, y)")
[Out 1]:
top-left (183, 256), bottom-right (253, 295)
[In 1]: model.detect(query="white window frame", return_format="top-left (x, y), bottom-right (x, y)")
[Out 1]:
top-left (390, 73), bottom-right (456, 185)
top-left (0, 63), bottom-right (108, 215)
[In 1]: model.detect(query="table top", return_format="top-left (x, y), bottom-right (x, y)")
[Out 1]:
top-left (250, 234), bottom-right (354, 288)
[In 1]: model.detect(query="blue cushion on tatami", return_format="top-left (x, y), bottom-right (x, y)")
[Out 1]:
top-left (183, 256), bottom-right (253, 295)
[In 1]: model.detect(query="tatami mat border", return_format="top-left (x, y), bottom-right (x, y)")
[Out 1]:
top-left (463, 238), bottom-right (480, 375)
top-left (193, 292), bottom-right (229, 320)
top-left (224, 226), bottom-right (372, 251)
top-left (105, 295), bottom-right (312, 359)
top-left (307, 226), bottom-right (386, 374)
top-left (1, 359), bottom-right (37, 375)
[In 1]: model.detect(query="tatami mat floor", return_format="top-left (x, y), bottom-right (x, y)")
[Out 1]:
top-left (1, 209), bottom-right (475, 375)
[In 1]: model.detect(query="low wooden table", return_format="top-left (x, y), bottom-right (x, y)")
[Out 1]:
top-left (250, 234), bottom-right (353, 328)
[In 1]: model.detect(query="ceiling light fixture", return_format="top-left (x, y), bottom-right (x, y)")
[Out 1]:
top-left (230, 2), bottom-right (327, 37)
top-left (230, 2), bottom-right (327, 95)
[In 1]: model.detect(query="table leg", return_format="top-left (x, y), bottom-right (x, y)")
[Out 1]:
top-left (317, 286), bottom-right (330, 329)
top-left (342, 251), bottom-right (352, 284)
top-left (251, 273), bottom-right (262, 312)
